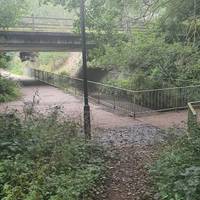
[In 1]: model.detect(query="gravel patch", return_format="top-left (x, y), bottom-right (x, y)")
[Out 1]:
top-left (94, 125), bottom-right (167, 146)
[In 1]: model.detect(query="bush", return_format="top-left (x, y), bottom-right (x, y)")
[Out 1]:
top-left (0, 77), bottom-right (20, 102)
top-left (150, 128), bottom-right (200, 200)
top-left (0, 108), bottom-right (106, 200)
top-left (0, 53), bottom-right (12, 69)
top-left (8, 55), bottom-right (24, 75)
top-left (92, 29), bottom-right (200, 90)
top-left (37, 52), bottom-right (69, 72)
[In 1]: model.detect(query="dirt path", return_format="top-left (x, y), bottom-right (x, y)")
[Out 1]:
top-left (103, 145), bottom-right (156, 200)
top-left (0, 84), bottom-right (187, 200)
top-left (94, 125), bottom-right (171, 200)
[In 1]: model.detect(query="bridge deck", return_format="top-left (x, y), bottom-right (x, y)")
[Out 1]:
top-left (0, 31), bottom-right (95, 52)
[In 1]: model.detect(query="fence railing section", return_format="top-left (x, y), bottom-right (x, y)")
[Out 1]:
top-left (188, 101), bottom-right (200, 132)
top-left (29, 68), bottom-right (200, 116)
top-left (2, 15), bottom-right (147, 33)
top-left (6, 16), bottom-right (75, 32)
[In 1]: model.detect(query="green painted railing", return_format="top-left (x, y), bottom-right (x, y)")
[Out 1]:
top-left (188, 101), bottom-right (200, 132)
top-left (29, 68), bottom-right (200, 116)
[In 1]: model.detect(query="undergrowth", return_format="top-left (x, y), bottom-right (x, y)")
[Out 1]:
top-left (151, 128), bottom-right (200, 200)
top-left (0, 106), bottom-right (106, 200)
top-left (8, 55), bottom-right (24, 75)
top-left (0, 76), bottom-right (21, 102)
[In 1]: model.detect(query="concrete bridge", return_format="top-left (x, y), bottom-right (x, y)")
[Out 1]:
top-left (0, 15), bottom-right (147, 52)
top-left (0, 31), bottom-right (95, 52)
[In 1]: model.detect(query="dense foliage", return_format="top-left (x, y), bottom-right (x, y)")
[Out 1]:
top-left (0, 109), bottom-right (106, 200)
top-left (151, 127), bottom-right (200, 200)
top-left (0, 54), bottom-right (12, 69)
top-left (0, 77), bottom-right (20, 102)
top-left (37, 52), bottom-right (69, 72)
top-left (0, 0), bottom-right (28, 29)
top-left (93, 30), bottom-right (200, 90)
top-left (0, 0), bottom-right (26, 72)
top-left (47, 0), bottom-right (200, 90)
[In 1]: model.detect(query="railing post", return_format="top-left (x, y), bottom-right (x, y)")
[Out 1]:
top-left (32, 14), bottom-right (35, 31)
top-left (34, 69), bottom-right (36, 79)
top-left (188, 102), bottom-right (198, 133)
top-left (97, 89), bottom-right (100, 104)
top-left (113, 91), bottom-right (116, 110)
top-left (133, 95), bottom-right (136, 118)
top-left (74, 85), bottom-right (77, 96)
top-left (42, 71), bottom-right (44, 82)
top-left (175, 88), bottom-right (179, 111)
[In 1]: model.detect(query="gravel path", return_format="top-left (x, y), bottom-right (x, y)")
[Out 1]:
top-left (101, 145), bottom-right (156, 200)
top-left (93, 125), bottom-right (169, 200)
top-left (94, 125), bottom-right (166, 146)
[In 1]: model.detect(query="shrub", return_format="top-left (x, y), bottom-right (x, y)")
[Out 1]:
top-left (0, 53), bottom-right (12, 69)
top-left (8, 55), bottom-right (24, 75)
top-left (0, 108), bottom-right (106, 200)
top-left (92, 29), bottom-right (200, 91)
top-left (0, 77), bottom-right (20, 102)
top-left (150, 128), bottom-right (200, 200)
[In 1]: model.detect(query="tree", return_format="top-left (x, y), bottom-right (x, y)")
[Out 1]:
top-left (152, 0), bottom-right (200, 44)
top-left (0, 0), bottom-right (28, 29)
top-left (0, 0), bottom-right (29, 69)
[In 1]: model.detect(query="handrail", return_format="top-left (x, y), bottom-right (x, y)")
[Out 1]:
top-left (188, 101), bottom-right (200, 132)
top-left (23, 16), bottom-right (74, 21)
top-left (4, 16), bottom-right (75, 33)
top-left (41, 69), bottom-right (200, 94)
top-left (3, 15), bottom-right (146, 33)
top-left (27, 68), bottom-right (200, 116)
top-left (188, 102), bottom-right (197, 116)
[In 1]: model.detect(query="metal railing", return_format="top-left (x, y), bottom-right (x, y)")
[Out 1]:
top-left (1, 15), bottom-right (146, 33)
top-left (5, 16), bottom-right (75, 32)
top-left (29, 68), bottom-right (200, 116)
top-left (188, 101), bottom-right (200, 132)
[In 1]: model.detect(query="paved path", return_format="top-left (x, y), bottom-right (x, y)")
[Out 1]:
top-left (0, 84), bottom-right (188, 129)
top-left (0, 85), bottom-right (142, 129)
top-left (139, 110), bottom-right (187, 129)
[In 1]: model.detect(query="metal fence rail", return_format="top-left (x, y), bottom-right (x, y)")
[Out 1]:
top-left (2, 15), bottom-right (146, 33)
top-left (4, 16), bottom-right (75, 32)
top-left (188, 101), bottom-right (200, 132)
top-left (29, 68), bottom-right (200, 116)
